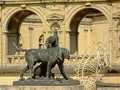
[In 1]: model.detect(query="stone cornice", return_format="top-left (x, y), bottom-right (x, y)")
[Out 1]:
top-left (0, 0), bottom-right (112, 5)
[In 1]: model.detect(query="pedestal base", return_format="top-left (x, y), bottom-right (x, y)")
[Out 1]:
top-left (13, 78), bottom-right (80, 86)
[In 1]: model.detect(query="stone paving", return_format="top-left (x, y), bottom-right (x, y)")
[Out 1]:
top-left (0, 76), bottom-right (28, 85)
top-left (0, 75), bottom-right (120, 89)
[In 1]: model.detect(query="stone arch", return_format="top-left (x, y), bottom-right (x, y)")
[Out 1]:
top-left (2, 7), bottom-right (45, 55)
top-left (3, 7), bottom-right (45, 32)
top-left (66, 5), bottom-right (110, 54)
top-left (66, 4), bottom-right (111, 30)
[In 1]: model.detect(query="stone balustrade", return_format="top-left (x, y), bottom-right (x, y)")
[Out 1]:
top-left (7, 55), bottom-right (25, 64)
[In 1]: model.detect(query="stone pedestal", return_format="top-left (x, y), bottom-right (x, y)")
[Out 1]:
top-left (13, 78), bottom-right (80, 86)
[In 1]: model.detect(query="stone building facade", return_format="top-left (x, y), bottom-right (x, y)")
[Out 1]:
top-left (0, 0), bottom-right (119, 65)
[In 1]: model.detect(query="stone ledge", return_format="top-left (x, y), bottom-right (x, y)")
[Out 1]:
top-left (97, 81), bottom-right (120, 87)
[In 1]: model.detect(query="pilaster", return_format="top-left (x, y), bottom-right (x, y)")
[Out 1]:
top-left (0, 30), bottom-right (1, 64)
top-left (65, 30), bottom-right (70, 51)
top-left (110, 16), bottom-right (120, 62)
top-left (1, 31), bottom-right (8, 63)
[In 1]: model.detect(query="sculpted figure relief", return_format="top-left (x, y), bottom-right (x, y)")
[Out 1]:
top-left (19, 30), bottom-right (70, 81)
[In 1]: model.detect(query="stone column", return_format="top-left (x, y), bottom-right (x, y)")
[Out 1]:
top-left (1, 31), bottom-right (8, 64)
top-left (43, 31), bottom-right (48, 49)
top-left (111, 17), bottom-right (120, 61)
top-left (42, 21), bottom-right (49, 49)
top-left (108, 30), bottom-right (112, 67)
top-left (84, 29), bottom-right (88, 54)
top-left (114, 30), bottom-right (120, 58)
top-left (29, 27), bottom-right (33, 48)
top-left (58, 31), bottom-right (63, 47)
top-left (0, 6), bottom-right (2, 64)
top-left (0, 6), bottom-right (8, 64)
top-left (65, 30), bottom-right (70, 51)
top-left (78, 31), bottom-right (80, 55)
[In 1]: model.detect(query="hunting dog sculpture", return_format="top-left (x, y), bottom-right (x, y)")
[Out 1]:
top-left (19, 47), bottom-right (70, 81)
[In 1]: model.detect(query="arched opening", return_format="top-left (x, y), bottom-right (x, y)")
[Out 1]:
top-left (48, 23), bottom-right (62, 46)
top-left (70, 8), bottom-right (109, 55)
top-left (7, 10), bottom-right (43, 55)
top-left (39, 34), bottom-right (44, 49)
